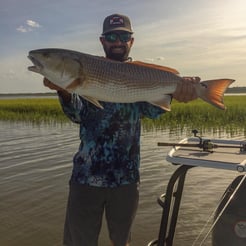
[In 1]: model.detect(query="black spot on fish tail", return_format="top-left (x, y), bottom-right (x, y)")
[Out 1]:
top-left (200, 82), bottom-right (208, 89)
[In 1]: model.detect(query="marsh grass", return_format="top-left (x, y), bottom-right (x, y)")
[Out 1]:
top-left (0, 98), bottom-right (68, 124)
top-left (0, 96), bottom-right (246, 133)
top-left (142, 96), bottom-right (246, 134)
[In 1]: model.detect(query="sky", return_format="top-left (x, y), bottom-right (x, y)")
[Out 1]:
top-left (0, 0), bottom-right (245, 93)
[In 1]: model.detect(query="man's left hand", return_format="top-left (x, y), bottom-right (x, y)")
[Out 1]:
top-left (172, 76), bottom-right (200, 103)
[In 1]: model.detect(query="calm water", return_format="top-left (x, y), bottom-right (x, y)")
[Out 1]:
top-left (0, 121), bottom-right (244, 246)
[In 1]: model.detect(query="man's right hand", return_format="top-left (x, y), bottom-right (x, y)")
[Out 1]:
top-left (43, 78), bottom-right (71, 102)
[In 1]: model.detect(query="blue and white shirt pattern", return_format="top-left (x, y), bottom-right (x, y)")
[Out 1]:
top-left (60, 94), bottom-right (165, 188)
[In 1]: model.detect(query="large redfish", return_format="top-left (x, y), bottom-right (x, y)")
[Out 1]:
top-left (28, 48), bottom-right (234, 110)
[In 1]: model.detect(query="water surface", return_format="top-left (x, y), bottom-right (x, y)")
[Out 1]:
top-left (0, 121), bottom-right (244, 246)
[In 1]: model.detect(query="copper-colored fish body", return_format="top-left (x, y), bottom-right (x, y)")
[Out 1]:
top-left (28, 48), bottom-right (234, 110)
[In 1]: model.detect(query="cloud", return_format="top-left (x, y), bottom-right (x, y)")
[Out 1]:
top-left (144, 57), bottom-right (165, 63)
top-left (26, 19), bottom-right (41, 28)
top-left (16, 25), bottom-right (29, 33)
top-left (16, 19), bottom-right (41, 33)
top-left (144, 58), bottom-right (154, 62)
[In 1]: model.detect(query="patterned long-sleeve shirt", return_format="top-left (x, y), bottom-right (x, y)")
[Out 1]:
top-left (60, 94), bottom-right (166, 187)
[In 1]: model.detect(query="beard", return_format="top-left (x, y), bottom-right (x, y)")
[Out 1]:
top-left (103, 45), bottom-right (131, 62)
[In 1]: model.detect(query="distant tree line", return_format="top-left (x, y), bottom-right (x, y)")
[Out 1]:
top-left (0, 87), bottom-right (246, 97)
top-left (226, 87), bottom-right (246, 93)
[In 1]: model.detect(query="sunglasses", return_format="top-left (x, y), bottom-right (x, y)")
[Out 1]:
top-left (103, 32), bottom-right (132, 43)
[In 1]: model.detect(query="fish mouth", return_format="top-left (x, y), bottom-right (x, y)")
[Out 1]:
top-left (27, 55), bottom-right (43, 73)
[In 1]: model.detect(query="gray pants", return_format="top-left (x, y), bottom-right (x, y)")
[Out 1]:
top-left (63, 183), bottom-right (139, 246)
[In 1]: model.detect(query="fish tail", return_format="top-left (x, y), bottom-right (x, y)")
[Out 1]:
top-left (196, 79), bottom-right (235, 110)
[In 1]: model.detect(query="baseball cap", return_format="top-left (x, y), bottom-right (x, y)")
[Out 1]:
top-left (102, 14), bottom-right (133, 35)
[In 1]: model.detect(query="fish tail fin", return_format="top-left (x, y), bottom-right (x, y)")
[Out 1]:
top-left (196, 79), bottom-right (235, 110)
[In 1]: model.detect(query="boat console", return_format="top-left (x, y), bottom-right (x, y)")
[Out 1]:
top-left (148, 130), bottom-right (246, 246)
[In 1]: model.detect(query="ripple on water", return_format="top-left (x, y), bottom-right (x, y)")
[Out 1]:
top-left (0, 121), bottom-right (244, 246)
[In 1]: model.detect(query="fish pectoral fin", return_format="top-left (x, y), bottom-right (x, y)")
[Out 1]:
top-left (130, 61), bottom-right (180, 75)
top-left (66, 78), bottom-right (82, 91)
top-left (150, 95), bottom-right (172, 111)
top-left (82, 96), bottom-right (104, 109)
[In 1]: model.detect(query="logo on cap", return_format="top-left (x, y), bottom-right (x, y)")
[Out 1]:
top-left (109, 16), bottom-right (124, 26)
top-left (102, 14), bottom-right (133, 35)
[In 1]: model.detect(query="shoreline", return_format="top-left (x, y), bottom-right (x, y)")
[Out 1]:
top-left (1, 86), bottom-right (246, 98)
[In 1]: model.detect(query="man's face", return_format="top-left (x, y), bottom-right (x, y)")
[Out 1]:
top-left (100, 32), bottom-right (134, 61)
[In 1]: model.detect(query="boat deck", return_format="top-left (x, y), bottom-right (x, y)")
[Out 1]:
top-left (165, 138), bottom-right (246, 172)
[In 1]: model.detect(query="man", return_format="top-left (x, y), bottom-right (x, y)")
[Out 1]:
top-left (44, 14), bottom-right (198, 246)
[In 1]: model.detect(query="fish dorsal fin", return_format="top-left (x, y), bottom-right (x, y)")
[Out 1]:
top-left (130, 61), bottom-right (180, 75)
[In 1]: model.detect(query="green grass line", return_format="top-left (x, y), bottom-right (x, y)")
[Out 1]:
top-left (0, 98), bottom-right (68, 124)
top-left (143, 96), bottom-right (246, 134)
top-left (0, 96), bottom-right (246, 134)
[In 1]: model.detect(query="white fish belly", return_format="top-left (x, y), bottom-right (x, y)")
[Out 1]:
top-left (75, 79), bottom-right (177, 103)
